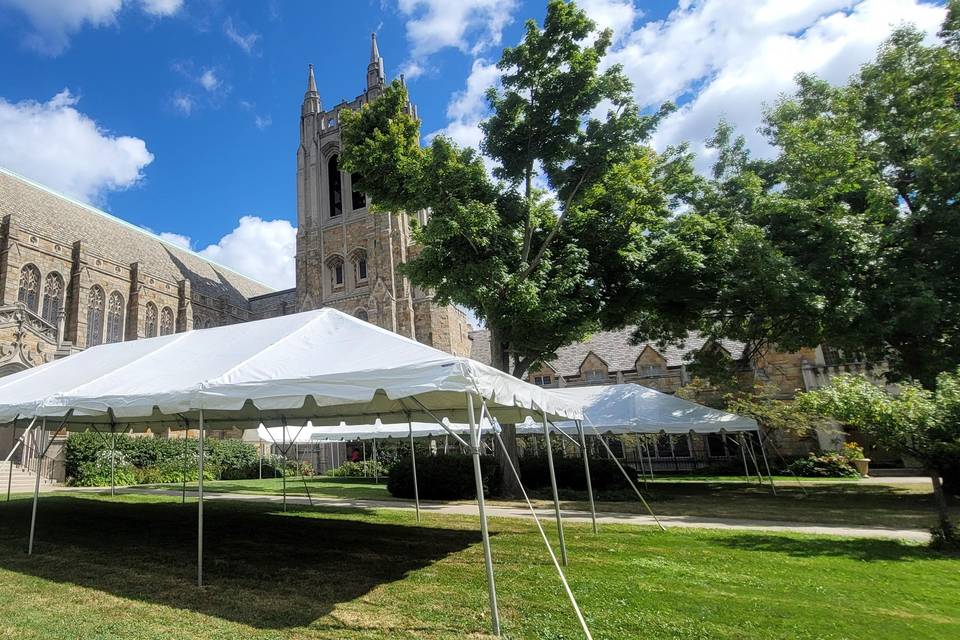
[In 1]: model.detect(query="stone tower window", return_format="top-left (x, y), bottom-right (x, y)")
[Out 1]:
top-left (351, 173), bottom-right (366, 210)
top-left (17, 264), bottom-right (40, 313)
top-left (352, 250), bottom-right (368, 283)
top-left (327, 256), bottom-right (345, 289)
top-left (86, 286), bottom-right (105, 347)
top-left (145, 302), bottom-right (158, 337)
top-left (160, 306), bottom-right (175, 336)
top-left (355, 308), bottom-right (368, 321)
top-left (328, 154), bottom-right (343, 217)
top-left (106, 291), bottom-right (125, 343)
top-left (41, 272), bottom-right (64, 325)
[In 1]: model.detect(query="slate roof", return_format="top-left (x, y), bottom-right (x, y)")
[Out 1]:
top-left (0, 168), bottom-right (273, 306)
top-left (469, 327), bottom-right (745, 376)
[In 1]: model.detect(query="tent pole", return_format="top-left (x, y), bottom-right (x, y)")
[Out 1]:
top-left (258, 444), bottom-right (263, 480)
top-left (408, 414), bottom-right (420, 523)
top-left (541, 408), bottom-right (568, 566)
top-left (635, 435), bottom-right (647, 486)
top-left (577, 421), bottom-right (597, 534)
top-left (373, 438), bottom-right (378, 483)
top-left (644, 438), bottom-right (655, 481)
top-left (110, 427), bottom-right (116, 497)
top-left (737, 433), bottom-right (751, 484)
top-left (590, 422), bottom-right (665, 531)
top-left (756, 428), bottom-right (777, 496)
top-left (182, 429), bottom-right (188, 504)
top-left (7, 416), bottom-right (34, 502)
top-left (27, 418), bottom-right (46, 555)
top-left (197, 409), bottom-right (205, 587)
top-left (467, 393), bottom-right (500, 636)
top-left (282, 424), bottom-right (287, 512)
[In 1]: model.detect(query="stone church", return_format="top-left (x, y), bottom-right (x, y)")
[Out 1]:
top-left (0, 34), bottom-right (471, 387)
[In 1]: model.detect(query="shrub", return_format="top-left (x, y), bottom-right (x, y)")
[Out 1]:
top-left (387, 454), bottom-right (501, 499)
top-left (327, 460), bottom-right (388, 478)
top-left (518, 455), bottom-right (628, 491)
top-left (64, 432), bottom-right (260, 485)
top-left (71, 449), bottom-right (137, 487)
top-left (842, 441), bottom-right (866, 461)
top-left (785, 453), bottom-right (860, 478)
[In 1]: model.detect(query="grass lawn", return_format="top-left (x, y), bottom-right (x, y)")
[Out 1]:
top-left (0, 493), bottom-right (957, 639)
top-left (141, 475), bottom-right (952, 531)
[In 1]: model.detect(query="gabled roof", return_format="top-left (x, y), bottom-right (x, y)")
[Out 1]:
top-left (468, 326), bottom-right (746, 377)
top-left (0, 168), bottom-right (273, 306)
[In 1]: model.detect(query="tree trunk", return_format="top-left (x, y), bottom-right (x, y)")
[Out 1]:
top-left (930, 471), bottom-right (954, 537)
top-left (489, 326), bottom-right (523, 498)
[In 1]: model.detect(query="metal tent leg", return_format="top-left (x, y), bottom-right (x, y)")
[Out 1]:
top-left (110, 428), bottom-right (116, 497)
top-left (542, 409), bottom-right (568, 566)
top-left (467, 394), bottom-right (500, 636)
top-left (197, 409), bottom-right (205, 587)
top-left (577, 421), bottom-right (597, 534)
top-left (27, 418), bottom-right (46, 555)
top-left (408, 415), bottom-right (421, 523)
top-left (756, 428), bottom-right (777, 496)
top-left (182, 432), bottom-right (188, 504)
top-left (737, 433), bottom-right (751, 484)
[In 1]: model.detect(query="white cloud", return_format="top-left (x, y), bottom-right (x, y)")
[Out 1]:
top-left (254, 114), bottom-right (272, 130)
top-left (397, 0), bottom-right (517, 72)
top-left (431, 58), bottom-right (499, 153)
top-left (603, 0), bottom-right (946, 168)
top-left (157, 231), bottom-right (191, 249)
top-left (577, 0), bottom-right (640, 42)
top-left (224, 17), bottom-right (260, 54)
top-left (0, 0), bottom-right (180, 55)
top-left (171, 93), bottom-right (193, 115)
top-left (139, 0), bottom-right (182, 16)
top-left (195, 216), bottom-right (297, 290)
top-left (0, 89), bottom-right (153, 203)
top-left (198, 69), bottom-right (220, 92)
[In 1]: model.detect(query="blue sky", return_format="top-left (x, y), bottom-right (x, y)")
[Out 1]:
top-left (0, 0), bottom-right (947, 291)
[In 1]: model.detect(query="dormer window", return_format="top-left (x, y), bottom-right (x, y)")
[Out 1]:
top-left (585, 369), bottom-right (606, 383)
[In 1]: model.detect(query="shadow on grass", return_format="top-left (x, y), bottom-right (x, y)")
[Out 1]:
top-left (0, 495), bottom-right (481, 629)
top-left (712, 533), bottom-right (949, 562)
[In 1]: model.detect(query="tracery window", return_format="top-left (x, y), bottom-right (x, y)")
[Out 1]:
top-left (41, 272), bottom-right (64, 325)
top-left (17, 264), bottom-right (40, 313)
top-left (160, 306), bottom-right (175, 336)
top-left (353, 250), bottom-right (368, 283)
top-left (86, 286), bottom-right (105, 347)
top-left (145, 302), bottom-right (158, 337)
top-left (106, 292), bottom-right (125, 343)
top-left (328, 154), bottom-right (343, 217)
top-left (351, 172), bottom-right (366, 210)
top-left (328, 256), bottom-right (345, 289)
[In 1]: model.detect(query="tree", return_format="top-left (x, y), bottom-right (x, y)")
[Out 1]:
top-left (628, 8), bottom-right (960, 388)
top-left (339, 0), bottom-right (687, 493)
top-left (798, 372), bottom-right (960, 546)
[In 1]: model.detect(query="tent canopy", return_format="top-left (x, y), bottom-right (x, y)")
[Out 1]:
top-left (516, 383), bottom-right (757, 435)
top-left (247, 418), bottom-right (498, 444)
top-left (0, 309), bottom-right (582, 429)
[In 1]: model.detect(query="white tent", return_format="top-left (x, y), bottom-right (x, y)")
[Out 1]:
top-left (516, 383), bottom-right (758, 435)
top-left (245, 418), bottom-right (498, 444)
top-left (0, 308), bottom-right (585, 637)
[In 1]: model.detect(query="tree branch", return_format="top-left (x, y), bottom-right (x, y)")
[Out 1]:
top-left (518, 167), bottom-right (590, 280)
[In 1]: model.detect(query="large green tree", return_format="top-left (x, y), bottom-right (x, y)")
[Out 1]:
top-left (339, 0), bottom-right (688, 491)
top-left (629, 7), bottom-right (960, 388)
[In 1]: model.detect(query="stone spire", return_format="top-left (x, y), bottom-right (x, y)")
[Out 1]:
top-left (367, 32), bottom-right (385, 90)
top-left (302, 64), bottom-right (320, 115)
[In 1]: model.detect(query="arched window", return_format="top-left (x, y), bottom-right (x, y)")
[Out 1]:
top-left (86, 286), bottom-right (105, 347)
top-left (328, 154), bottom-right (343, 217)
top-left (160, 307), bottom-right (175, 336)
top-left (17, 264), bottom-right (40, 313)
top-left (41, 272), bottom-right (64, 325)
top-left (145, 302), bottom-right (158, 337)
top-left (328, 256), bottom-right (345, 289)
top-left (351, 172), bottom-right (366, 210)
top-left (355, 308), bottom-right (369, 322)
top-left (352, 250), bottom-right (368, 284)
top-left (106, 291), bottom-right (125, 343)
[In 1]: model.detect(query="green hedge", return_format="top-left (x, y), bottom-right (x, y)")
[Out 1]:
top-left (65, 432), bottom-right (260, 486)
top-left (327, 460), bottom-right (389, 478)
top-left (387, 454), bottom-right (501, 499)
top-left (518, 455), bottom-right (629, 491)
top-left (785, 453), bottom-right (860, 478)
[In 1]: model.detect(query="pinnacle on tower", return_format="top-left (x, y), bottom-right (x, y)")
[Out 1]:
top-left (302, 64), bottom-right (321, 115)
top-left (367, 32), bottom-right (385, 89)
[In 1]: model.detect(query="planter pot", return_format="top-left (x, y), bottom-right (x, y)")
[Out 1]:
top-left (852, 458), bottom-right (870, 478)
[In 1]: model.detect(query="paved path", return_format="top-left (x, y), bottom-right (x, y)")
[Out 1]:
top-left (62, 486), bottom-right (931, 543)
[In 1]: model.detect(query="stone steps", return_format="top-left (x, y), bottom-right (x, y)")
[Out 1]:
top-left (0, 461), bottom-right (58, 494)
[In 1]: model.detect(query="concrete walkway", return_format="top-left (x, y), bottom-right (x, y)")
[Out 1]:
top-left (62, 486), bottom-right (931, 543)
